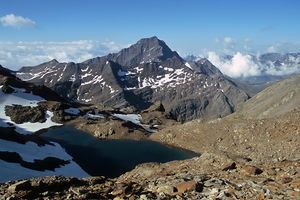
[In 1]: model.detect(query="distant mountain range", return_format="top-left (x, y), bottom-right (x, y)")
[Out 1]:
top-left (186, 52), bottom-right (300, 82)
top-left (16, 36), bottom-right (250, 122)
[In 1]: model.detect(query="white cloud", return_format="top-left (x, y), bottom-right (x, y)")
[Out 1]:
top-left (101, 41), bottom-right (130, 51)
top-left (207, 51), bottom-right (300, 78)
top-left (0, 40), bottom-right (128, 70)
top-left (0, 14), bottom-right (36, 29)
top-left (208, 51), bottom-right (261, 78)
top-left (267, 41), bottom-right (300, 53)
top-left (224, 37), bottom-right (234, 44)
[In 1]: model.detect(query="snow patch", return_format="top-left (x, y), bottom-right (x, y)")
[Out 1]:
top-left (185, 62), bottom-right (193, 70)
top-left (112, 114), bottom-right (142, 126)
top-left (81, 75), bottom-right (103, 85)
top-left (117, 69), bottom-right (135, 76)
top-left (0, 139), bottom-right (89, 182)
top-left (124, 86), bottom-right (137, 90)
top-left (164, 67), bottom-right (174, 72)
top-left (69, 74), bottom-right (76, 82)
top-left (135, 67), bottom-right (143, 73)
top-left (40, 68), bottom-right (57, 79)
top-left (64, 108), bottom-right (80, 115)
top-left (57, 64), bottom-right (68, 82)
top-left (0, 86), bottom-right (62, 134)
top-left (85, 113), bottom-right (104, 119)
top-left (81, 73), bottom-right (92, 78)
top-left (81, 66), bottom-right (89, 72)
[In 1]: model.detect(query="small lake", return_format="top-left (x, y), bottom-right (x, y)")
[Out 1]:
top-left (41, 126), bottom-right (198, 178)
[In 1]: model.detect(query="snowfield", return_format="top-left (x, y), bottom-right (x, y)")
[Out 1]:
top-left (0, 138), bottom-right (90, 183)
top-left (0, 157), bottom-right (89, 183)
top-left (0, 86), bottom-right (62, 134)
top-left (0, 139), bottom-right (74, 163)
top-left (0, 85), bottom-right (89, 182)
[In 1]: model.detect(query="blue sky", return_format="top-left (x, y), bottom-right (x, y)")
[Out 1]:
top-left (0, 0), bottom-right (300, 69)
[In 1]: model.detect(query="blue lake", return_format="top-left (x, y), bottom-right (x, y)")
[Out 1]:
top-left (41, 126), bottom-right (198, 178)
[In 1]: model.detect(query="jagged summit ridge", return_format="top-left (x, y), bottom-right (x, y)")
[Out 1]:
top-left (85, 36), bottom-right (182, 67)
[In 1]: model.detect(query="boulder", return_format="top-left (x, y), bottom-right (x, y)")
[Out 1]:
top-left (8, 180), bottom-right (31, 193)
top-left (176, 181), bottom-right (203, 194)
top-left (5, 105), bottom-right (46, 124)
top-left (222, 162), bottom-right (237, 171)
top-left (1, 83), bottom-right (14, 94)
top-left (156, 184), bottom-right (176, 195)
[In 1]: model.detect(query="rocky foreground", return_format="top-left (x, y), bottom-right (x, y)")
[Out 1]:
top-left (0, 151), bottom-right (299, 199)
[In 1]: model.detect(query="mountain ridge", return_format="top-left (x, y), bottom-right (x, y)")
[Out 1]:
top-left (17, 36), bottom-right (249, 122)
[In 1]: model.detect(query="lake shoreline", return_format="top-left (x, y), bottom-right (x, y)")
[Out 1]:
top-left (40, 125), bottom-right (198, 178)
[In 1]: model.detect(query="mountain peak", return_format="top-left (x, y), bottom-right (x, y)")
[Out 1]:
top-left (137, 36), bottom-right (159, 43)
top-left (136, 36), bottom-right (171, 53)
top-left (106, 36), bottom-right (182, 67)
top-left (50, 59), bottom-right (59, 63)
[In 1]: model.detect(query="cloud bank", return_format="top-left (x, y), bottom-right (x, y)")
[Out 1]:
top-left (0, 40), bottom-right (128, 70)
top-left (0, 14), bottom-right (36, 29)
top-left (208, 52), bottom-right (261, 78)
top-left (207, 51), bottom-right (300, 78)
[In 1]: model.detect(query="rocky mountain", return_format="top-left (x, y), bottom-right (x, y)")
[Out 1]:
top-left (234, 73), bottom-right (300, 119)
top-left (17, 36), bottom-right (249, 122)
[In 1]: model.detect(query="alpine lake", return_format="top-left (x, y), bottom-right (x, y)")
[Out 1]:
top-left (41, 126), bottom-right (198, 178)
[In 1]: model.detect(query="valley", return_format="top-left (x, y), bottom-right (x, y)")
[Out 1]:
top-left (0, 37), bottom-right (299, 199)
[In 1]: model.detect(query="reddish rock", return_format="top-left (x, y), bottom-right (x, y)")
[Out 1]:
top-left (244, 165), bottom-right (263, 175)
top-left (292, 191), bottom-right (300, 197)
top-left (176, 181), bottom-right (203, 194)
top-left (291, 179), bottom-right (300, 187)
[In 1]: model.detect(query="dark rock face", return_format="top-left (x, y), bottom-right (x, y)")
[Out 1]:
top-left (0, 151), bottom-right (70, 172)
top-left (17, 37), bottom-right (249, 122)
top-left (0, 127), bottom-right (51, 146)
top-left (5, 105), bottom-right (46, 124)
top-left (1, 84), bottom-right (14, 94)
top-left (0, 65), bottom-right (14, 77)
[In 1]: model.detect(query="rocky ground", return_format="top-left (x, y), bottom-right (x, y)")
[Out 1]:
top-left (0, 152), bottom-right (299, 199)
top-left (150, 109), bottom-right (300, 165)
